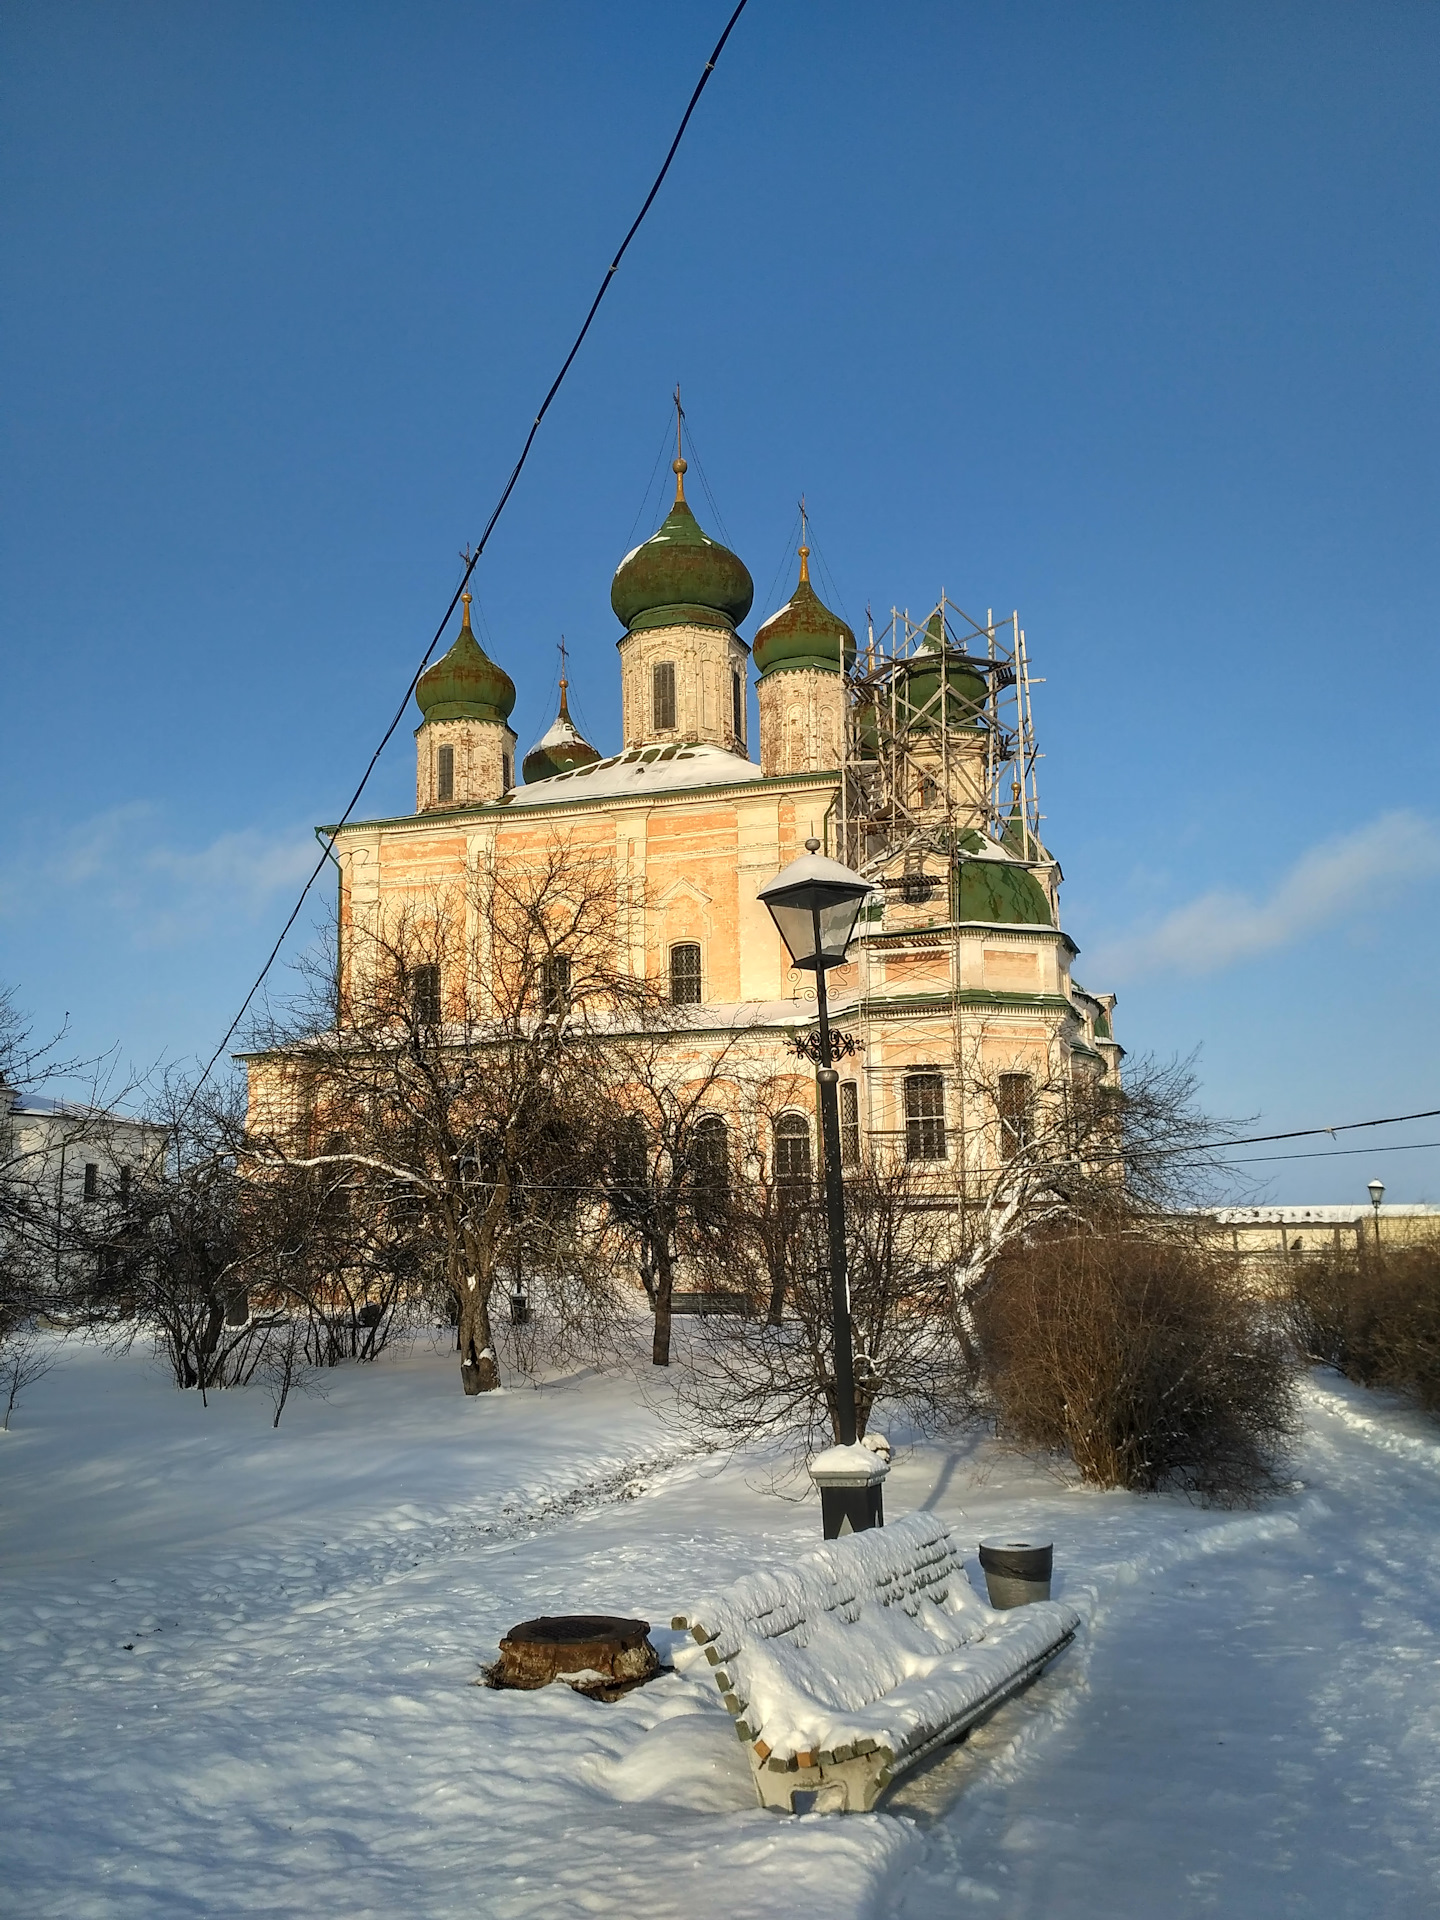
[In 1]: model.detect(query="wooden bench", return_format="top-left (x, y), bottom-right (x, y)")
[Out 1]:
top-left (672, 1511), bottom-right (1078, 1813)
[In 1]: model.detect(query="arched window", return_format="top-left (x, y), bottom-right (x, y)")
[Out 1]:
top-left (609, 1117), bottom-right (649, 1212)
top-left (436, 744), bottom-right (455, 803)
top-left (692, 1114), bottom-right (729, 1224)
top-left (653, 661), bottom-right (677, 732)
top-left (731, 669), bottom-right (744, 742)
top-left (774, 1112), bottom-right (812, 1192)
top-left (669, 942), bottom-right (702, 1005)
top-left (502, 750), bottom-right (514, 791)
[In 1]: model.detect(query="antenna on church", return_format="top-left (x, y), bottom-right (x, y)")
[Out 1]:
top-left (672, 383), bottom-right (688, 502)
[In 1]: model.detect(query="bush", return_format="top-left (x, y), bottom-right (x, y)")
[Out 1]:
top-left (1291, 1245), bottom-right (1440, 1414)
top-left (975, 1230), bottom-right (1298, 1503)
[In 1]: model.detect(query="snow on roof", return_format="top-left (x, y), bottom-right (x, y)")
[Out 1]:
top-left (1207, 1205), bottom-right (1440, 1222)
top-left (505, 740), bottom-right (767, 808)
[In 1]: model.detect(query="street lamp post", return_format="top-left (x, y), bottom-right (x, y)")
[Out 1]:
top-left (1368, 1179), bottom-right (1385, 1249)
top-left (759, 838), bottom-right (884, 1536)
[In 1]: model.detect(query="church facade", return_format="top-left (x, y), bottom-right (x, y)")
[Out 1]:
top-left (247, 451), bottom-right (1121, 1186)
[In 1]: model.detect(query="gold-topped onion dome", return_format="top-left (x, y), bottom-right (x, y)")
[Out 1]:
top-left (522, 677), bottom-right (601, 783)
top-left (415, 593), bottom-right (516, 724)
top-left (611, 460), bottom-right (754, 634)
top-left (752, 545), bottom-right (856, 679)
top-left (903, 611), bottom-right (987, 730)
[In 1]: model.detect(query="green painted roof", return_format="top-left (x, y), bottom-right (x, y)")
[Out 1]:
top-left (416, 598), bottom-right (516, 725)
top-left (952, 856), bottom-right (1053, 927)
top-left (752, 550), bottom-right (856, 678)
top-left (611, 467), bottom-right (753, 634)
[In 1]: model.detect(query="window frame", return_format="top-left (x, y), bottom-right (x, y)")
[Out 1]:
top-left (538, 952), bottom-right (571, 1017)
top-left (409, 962), bottom-right (442, 1027)
top-left (668, 941), bottom-right (702, 1006)
top-left (839, 1080), bottom-right (861, 1168)
top-left (773, 1110), bottom-right (813, 1193)
top-left (731, 668), bottom-right (744, 743)
top-left (436, 742), bottom-right (455, 803)
top-left (904, 1071), bottom-right (947, 1162)
top-left (691, 1113), bottom-right (730, 1224)
top-left (997, 1072), bottom-right (1033, 1163)
top-left (653, 660), bottom-right (677, 733)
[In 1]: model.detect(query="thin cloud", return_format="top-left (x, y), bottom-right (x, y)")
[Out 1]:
top-left (1, 804), bottom-right (317, 949)
top-left (1088, 810), bottom-right (1440, 982)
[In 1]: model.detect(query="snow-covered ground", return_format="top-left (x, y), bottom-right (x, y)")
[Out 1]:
top-left (2, 1339), bottom-right (1437, 1918)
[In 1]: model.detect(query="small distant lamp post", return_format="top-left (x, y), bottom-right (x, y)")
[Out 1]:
top-left (1368, 1179), bottom-right (1385, 1249)
top-left (759, 838), bottom-right (884, 1537)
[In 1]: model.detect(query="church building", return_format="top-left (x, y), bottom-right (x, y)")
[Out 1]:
top-left (248, 443), bottom-right (1121, 1185)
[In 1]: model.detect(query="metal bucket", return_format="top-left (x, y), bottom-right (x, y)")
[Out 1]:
top-left (978, 1539), bottom-right (1053, 1609)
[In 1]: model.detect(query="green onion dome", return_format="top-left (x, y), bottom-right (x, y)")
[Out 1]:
top-left (903, 612), bottom-right (987, 729)
top-left (522, 680), bottom-right (601, 784)
top-left (611, 461), bottom-right (754, 634)
top-left (416, 593), bottom-right (516, 725)
top-left (951, 834), bottom-right (1053, 927)
top-left (752, 547), bottom-right (857, 679)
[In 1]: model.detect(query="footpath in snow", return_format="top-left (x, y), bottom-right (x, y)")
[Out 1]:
top-left (1, 1339), bottom-right (1437, 1918)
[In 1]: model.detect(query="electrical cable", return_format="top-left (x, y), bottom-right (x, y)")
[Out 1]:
top-left (185, 0), bottom-right (752, 1112)
top-left (1184, 1106), bottom-right (1440, 1154)
top-left (1228, 1137), bottom-right (1440, 1167)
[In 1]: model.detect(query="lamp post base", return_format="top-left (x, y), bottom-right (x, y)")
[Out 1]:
top-left (810, 1443), bottom-right (890, 1539)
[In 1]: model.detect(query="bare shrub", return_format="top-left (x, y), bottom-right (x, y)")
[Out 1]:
top-left (1, 1326), bottom-right (54, 1429)
top-left (1292, 1245), bottom-right (1440, 1415)
top-left (672, 1164), bottom-right (967, 1456)
top-left (975, 1229), bottom-right (1298, 1502)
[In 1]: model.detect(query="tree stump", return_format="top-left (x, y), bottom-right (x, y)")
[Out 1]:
top-left (489, 1615), bottom-right (659, 1700)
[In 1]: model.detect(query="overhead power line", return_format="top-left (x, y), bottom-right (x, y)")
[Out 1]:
top-left (187, 1), bottom-right (752, 1109)
top-left (1185, 1106), bottom-right (1440, 1156)
top-left (1230, 1137), bottom-right (1440, 1167)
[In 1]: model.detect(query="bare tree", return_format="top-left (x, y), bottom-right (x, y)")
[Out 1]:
top-left (246, 842), bottom-right (653, 1393)
top-left (0, 983), bottom-right (147, 1340)
top-left (673, 1157), bottom-right (963, 1453)
top-left (600, 1028), bottom-right (752, 1367)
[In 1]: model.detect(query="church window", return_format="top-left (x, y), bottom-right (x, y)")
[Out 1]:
top-left (502, 751), bottom-right (514, 791)
top-left (840, 1080), bottom-right (861, 1167)
top-left (692, 1114), bottom-right (730, 1224)
top-left (83, 1162), bottom-right (99, 1201)
top-left (732, 670), bottom-right (744, 742)
top-left (904, 1073), bottom-right (947, 1161)
top-left (410, 963), bottom-right (441, 1027)
top-left (119, 1165), bottom-right (131, 1206)
top-left (997, 1072), bottom-right (1032, 1162)
top-left (436, 744), bottom-right (455, 802)
top-left (669, 942), bottom-right (702, 1005)
top-left (774, 1112), bottom-right (812, 1193)
top-left (538, 953), bottom-right (571, 1016)
top-left (653, 661), bottom-right (676, 732)
top-left (920, 773), bottom-right (939, 809)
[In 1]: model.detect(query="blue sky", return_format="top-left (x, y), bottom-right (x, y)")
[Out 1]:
top-left (2, 1), bottom-right (1436, 1202)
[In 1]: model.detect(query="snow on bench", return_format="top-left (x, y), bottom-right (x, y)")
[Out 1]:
top-left (672, 1511), bottom-right (1079, 1813)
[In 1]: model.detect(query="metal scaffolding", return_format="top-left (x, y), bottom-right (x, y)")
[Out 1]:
top-left (838, 596), bottom-right (1044, 876)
